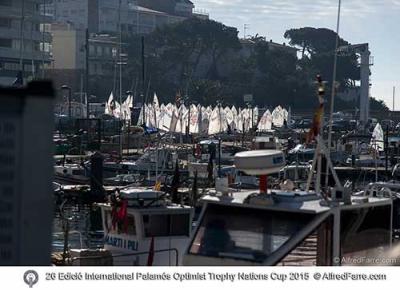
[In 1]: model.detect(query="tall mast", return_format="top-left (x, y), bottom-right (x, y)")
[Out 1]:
top-left (19, 0), bottom-right (26, 81)
top-left (141, 35), bottom-right (145, 126)
top-left (393, 86), bottom-right (396, 111)
top-left (324, 0), bottom-right (342, 189)
top-left (118, 0), bottom-right (123, 157)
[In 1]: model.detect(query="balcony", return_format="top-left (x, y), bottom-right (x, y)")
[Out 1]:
top-left (0, 6), bottom-right (52, 23)
top-left (0, 47), bottom-right (51, 62)
top-left (0, 27), bottom-right (51, 43)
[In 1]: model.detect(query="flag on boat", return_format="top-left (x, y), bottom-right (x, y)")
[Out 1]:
top-left (307, 75), bottom-right (325, 143)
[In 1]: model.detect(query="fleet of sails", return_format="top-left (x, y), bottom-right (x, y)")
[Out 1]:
top-left (104, 92), bottom-right (290, 134)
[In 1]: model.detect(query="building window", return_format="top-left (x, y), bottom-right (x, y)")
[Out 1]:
top-left (34, 41), bottom-right (40, 51)
top-left (0, 17), bottom-right (11, 28)
top-left (143, 214), bottom-right (190, 237)
top-left (96, 46), bottom-right (102, 56)
top-left (0, 0), bottom-right (12, 7)
top-left (3, 62), bottom-right (19, 71)
top-left (0, 38), bottom-right (12, 48)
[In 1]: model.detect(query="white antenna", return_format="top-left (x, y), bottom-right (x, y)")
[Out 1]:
top-left (243, 24), bottom-right (249, 39)
top-left (393, 86), bottom-right (396, 111)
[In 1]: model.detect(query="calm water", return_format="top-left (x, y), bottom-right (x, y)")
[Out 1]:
top-left (52, 202), bottom-right (104, 252)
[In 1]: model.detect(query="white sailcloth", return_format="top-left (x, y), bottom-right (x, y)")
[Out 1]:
top-left (160, 103), bottom-right (173, 131)
top-left (208, 107), bottom-right (221, 135)
top-left (253, 106), bottom-right (259, 128)
top-left (272, 106), bottom-right (284, 127)
top-left (189, 104), bottom-right (200, 134)
top-left (112, 101), bottom-right (121, 119)
top-left (371, 123), bottom-right (384, 151)
top-left (200, 107), bottom-right (210, 134)
top-left (242, 108), bottom-right (251, 132)
top-left (105, 92), bottom-right (114, 115)
top-left (258, 109), bottom-right (272, 131)
top-left (137, 106), bottom-right (144, 125)
top-left (121, 94), bottom-right (133, 121)
top-left (169, 105), bottom-right (179, 132)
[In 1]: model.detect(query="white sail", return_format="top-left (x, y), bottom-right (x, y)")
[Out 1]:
top-left (252, 106), bottom-right (259, 128)
top-left (208, 107), bottom-right (221, 135)
top-left (121, 94), bottom-right (132, 121)
top-left (242, 108), bottom-right (251, 132)
top-left (236, 108), bottom-right (243, 133)
top-left (159, 103), bottom-right (173, 131)
top-left (137, 106), bottom-right (144, 126)
top-left (189, 104), bottom-right (199, 134)
top-left (200, 107), bottom-right (210, 134)
top-left (282, 108), bottom-right (288, 121)
top-left (272, 106), bottom-right (284, 127)
top-left (105, 92), bottom-right (114, 115)
top-left (225, 107), bottom-right (234, 131)
top-left (157, 103), bottom-right (165, 130)
top-left (145, 104), bottom-right (150, 127)
top-left (153, 93), bottom-right (160, 108)
top-left (231, 106), bottom-right (238, 131)
top-left (152, 93), bottom-right (160, 127)
top-left (169, 105), bottom-right (179, 132)
top-left (146, 103), bottom-right (157, 128)
top-left (112, 101), bottom-right (121, 119)
top-left (177, 105), bottom-right (188, 134)
top-left (220, 107), bottom-right (227, 133)
top-left (257, 109), bottom-right (272, 131)
top-left (371, 123), bottom-right (384, 151)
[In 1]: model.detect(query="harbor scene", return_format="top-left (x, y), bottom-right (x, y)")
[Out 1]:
top-left (1, 0), bottom-right (400, 268)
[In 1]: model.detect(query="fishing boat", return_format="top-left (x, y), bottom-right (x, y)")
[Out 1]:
top-left (96, 187), bottom-right (194, 265)
top-left (183, 149), bottom-right (397, 266)
top-left (54, 163), bottom-right (90, 185)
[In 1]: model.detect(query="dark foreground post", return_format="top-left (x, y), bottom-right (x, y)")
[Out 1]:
top-left (90, 152), bottom-right (104, 199)
top-left (0, 81), bottom-right (54, 265)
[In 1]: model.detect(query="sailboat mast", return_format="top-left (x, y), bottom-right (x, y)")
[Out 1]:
top-left (118, 0), bottom-right (123, 158)
top-left (141, 36), bottom-right (146, 126)
top-left (393, 86), bottom-right (396, 111)
top-left (324, 0), bottom-right (342, 189)
top-left (19, 0), bottom-right (26, 81)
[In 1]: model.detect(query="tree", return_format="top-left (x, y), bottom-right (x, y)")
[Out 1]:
top-left (125, 18), bottom-right (241, 104)
top-left (284, 27), bottom-right (360, 90)
top-left (370, 97), bottom-right (389, 112)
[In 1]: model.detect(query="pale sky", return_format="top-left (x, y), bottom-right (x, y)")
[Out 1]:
top-left (194, 0), bottom-right (400, 110)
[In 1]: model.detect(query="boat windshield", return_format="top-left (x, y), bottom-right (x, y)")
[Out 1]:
top-left (189, 204), bottom-right (316, 263)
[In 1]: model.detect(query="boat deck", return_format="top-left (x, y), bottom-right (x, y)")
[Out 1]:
top-left (277, 234), bottom-right (317, 266)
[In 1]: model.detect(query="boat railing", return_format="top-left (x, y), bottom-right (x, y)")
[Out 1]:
top-left (363, 182), bottom-right (400, 199)
top-left (53, 230), bottom-right (84, 249)
top-left (70, 248), bottom-right (180, 266)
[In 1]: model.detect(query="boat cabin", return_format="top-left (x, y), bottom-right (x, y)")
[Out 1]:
top-left (98, 188), bottom-right (194, 265)
top-left (252, 136), bottom-right (280, 150)
top-left (183, 190), bottom-right (393, 266)
top-left (184, 149), bottom-right (394, 266)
